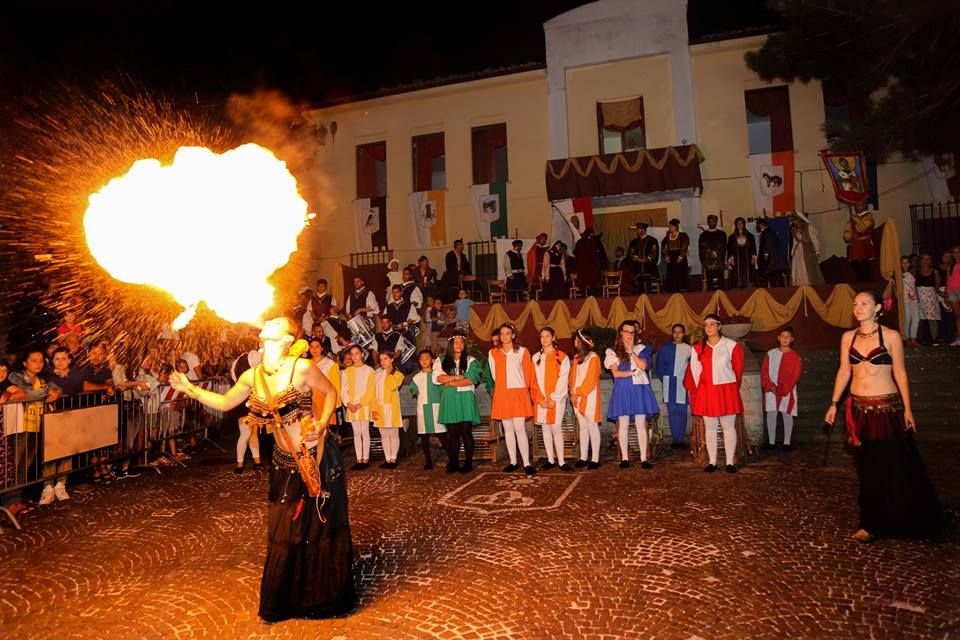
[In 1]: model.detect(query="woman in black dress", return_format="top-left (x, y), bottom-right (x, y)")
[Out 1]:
top-left (171, 318), bottom-right (355, 621)
top-left (726, 217), bottom-right (757, 289)
top-left (541, 241), bottom-right (569, 300)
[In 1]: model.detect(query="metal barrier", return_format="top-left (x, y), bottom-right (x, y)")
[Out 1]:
top-left (1, 379), bottom-right (226, 531)
top-left (910, 202), bottom-right (960, 259)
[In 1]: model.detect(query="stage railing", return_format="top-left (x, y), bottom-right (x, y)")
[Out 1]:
top-left (910, 201), bottom-right (960, 259)
top-left (0, 379), bottom-right (226, 531)
top-left (350, 248), bottom-right (393, 268)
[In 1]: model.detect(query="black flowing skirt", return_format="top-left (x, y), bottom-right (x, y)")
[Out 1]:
top-left (849, 394), bottom-right (944, 538)
top-left (259, 437), bottom-right (356, 622)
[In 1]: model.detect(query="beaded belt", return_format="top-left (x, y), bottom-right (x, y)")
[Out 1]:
top-left (850, 393), bottom-right (902, 413)
top-left (272, 446), bottom-right (318, 470)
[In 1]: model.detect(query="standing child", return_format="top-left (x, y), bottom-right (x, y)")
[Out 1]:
top-left (410, 349), bottom-right (448, 469)
top-left (341, 344), bottom-right (375, 470)
top-left (570, 329), bottom-right (602, 469)
top-left (454, 289), bottom-right (474, 332)
top-left (435, 333), bottom-right (482, 473)
top-left (373, 352), bottom-right (404, 468)
top-left (423, 295), bottom-right (436, 350)
top-left (531, 327), bottom-right (572, 471)
top-left (605, 321), bottom-right (660, 469)
top-left (760, 326), bottom-right (802, 451)
top-left (655, 323), bottom-right (692, 449)
top-left (489, 323), bottom-right (536, 474)
top-left (901, 256), bottom-right (920, 348)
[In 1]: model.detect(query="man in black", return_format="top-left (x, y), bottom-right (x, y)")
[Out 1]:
top-left (627, 222), bottom-right (660, 294)
top-left (698, 214), bottom-right (727, 291)
top-left (440, 239), bottom-right (472, 302)
top-left (383, 284), bottom-right (421, 343)
top-left (345, 276), bottom-right (379, 318)
top-left (756, 217), bottom-right (788, 288)
top-left (503, 239), bottom-right (527, 302)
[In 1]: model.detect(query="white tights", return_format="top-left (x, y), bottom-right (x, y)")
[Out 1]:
top-left (379, 428), bottom-right (400, 462)
top-left (576, 412), bottom-right (601, 463)
top-left (766, 411), bottom-right (795, 446)
top-left (617, 415), bottom-right (649, 462)
top-left (502, 417), bottom-right (530, 466)
top-left (704, 414), bottom-right (737, 465)
top-left (236, 419), bottom-right (260, 464)
top-left (352, 421), bottom-right (370, 462)
top-left (540, 421), bottom-right (565, 465)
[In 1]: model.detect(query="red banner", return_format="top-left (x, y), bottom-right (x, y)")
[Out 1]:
top-left (820, 151), bottom-right (869, 205)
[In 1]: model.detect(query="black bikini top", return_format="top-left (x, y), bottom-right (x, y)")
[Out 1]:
top-left (848, 329), bottom-right (893, 366)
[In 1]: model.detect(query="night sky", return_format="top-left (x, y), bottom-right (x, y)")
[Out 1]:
top-left (0, 0), bottom-right (777, 106)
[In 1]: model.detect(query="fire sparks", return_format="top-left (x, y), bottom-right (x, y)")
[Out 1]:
top-left (83, 144), bottom-right (308, 328)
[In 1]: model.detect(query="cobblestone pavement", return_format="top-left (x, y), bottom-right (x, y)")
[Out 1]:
top-left (1, 427), bottom-right (957, 640)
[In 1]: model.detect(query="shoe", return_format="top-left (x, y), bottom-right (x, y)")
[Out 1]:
top-left (849, 529), bottom-right (876, 543)
top-left (619, 460), bottom-right (630, 469)
top-left (446, 464), bottom-right (460, 474)
top-left (540, 461), bottom-right (556, 470)
top-left (726, 464), bottom-right (737, 474)
top-left (641, 461), bottom-right (652, 470)
top-left (119, 468), bottom-right (141, 479)
top-left (574, 459), bottom-right (588, 469)
top-left (54, 483), bottom-right (70, 501)
top-left (587, 461), bottom-right (600, 470)
top-left (424, 461), bottom-right (434, 470)
top-left (350, 462), bottom-right (363, 471)
top-left (782, 444), bottom-right (793, 452)
top-left (704, 464), bottom-right (717, 473)
top-left (503, 463), bottom-right (519, 473)
top-left (234, 466), bottom-right (244, 475)
top-left (252, 462), bottom-right (264, 471)
top-left (39, 485), bottom-right (56, 506)
top-left (523, 465), bottom-right (536, 475)
top-left (761, 442), bottom-right (776, 450)
top-left (379, 462), bottom-right (391, 469)
top-left (559, 463), bottom-right (574, 472)
top-left (458, 463), bottom-right (473, 473)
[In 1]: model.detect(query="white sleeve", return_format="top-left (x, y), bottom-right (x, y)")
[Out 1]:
top-left (551, 356), bottom-right (571, 401)
top-left (411, 287), bottom-right (423, 308)
top-left (488, 351), bottom-right (497, 382)
top-left (603, 349), bottom-right (619, 371)
top-left (367, 291), bottom-right (379, 315)
top-left (407, 305), bottom-right (421, 324)
top-left (431, 358), bottom-right (445, 385)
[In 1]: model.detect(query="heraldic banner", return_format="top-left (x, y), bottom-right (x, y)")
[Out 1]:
top-left (409, 190), bottom-right (447, 249)
top-left (748, 151), bottom-right (795, 216)
top-left (820, 151), bottom-right (869, 205)
top-left (470, 182), bottom-right (508, 241)
top-left (550, 197), bottom-right (594, 250)
top-left (353, 196), bottom-right (388, 251)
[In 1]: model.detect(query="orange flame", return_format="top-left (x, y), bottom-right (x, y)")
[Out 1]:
top-left (84, 144), bottom-right (308, 328)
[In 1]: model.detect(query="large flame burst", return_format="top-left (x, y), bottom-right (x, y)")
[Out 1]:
top-left (0, 77), bottom-right (319, 363)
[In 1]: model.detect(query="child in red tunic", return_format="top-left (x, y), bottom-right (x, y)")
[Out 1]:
top-left (760, 327), bottom-right (802, 451)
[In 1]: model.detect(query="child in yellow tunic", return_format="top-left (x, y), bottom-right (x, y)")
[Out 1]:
top-left (341, 345), bottom-right (375, 470)
top-left (309, 337), bottom-right (341, 427)
top-left (373, 352), bottom-right (405, 468)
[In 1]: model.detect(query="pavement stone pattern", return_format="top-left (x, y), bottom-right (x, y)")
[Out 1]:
top-left (2, 348), bottom-right (959, 639)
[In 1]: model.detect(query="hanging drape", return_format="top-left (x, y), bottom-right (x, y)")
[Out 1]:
top-left (413, 133), bottom-right (445, 192)
top-left (596, 97), bottom-right (644, 132)
top-left (472, 124), bottom-right (508, 185)
top-left (744, 87), bottom-right (793, 152)
top-left (356, 141), bottom-right (386, 198)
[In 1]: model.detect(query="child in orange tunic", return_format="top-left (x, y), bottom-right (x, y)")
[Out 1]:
top-left (531, 327), bottom-right (571, 471)
top-left (488, 323), bottom-right (536, 474)
top-left (570, 329), bottom-right (602, 469)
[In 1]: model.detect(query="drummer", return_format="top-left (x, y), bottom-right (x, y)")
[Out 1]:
top-left (345, 276), bottom-right (379, 319)
top-left (383, 284), bottom-right (421, 343)
top-left (374, 316), bottom-right (404, 366)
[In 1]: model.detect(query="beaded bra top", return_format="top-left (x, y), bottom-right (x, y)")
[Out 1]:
top-left (246, 362), bottom-right (309, 430)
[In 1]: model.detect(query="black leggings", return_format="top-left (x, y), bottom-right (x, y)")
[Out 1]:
top-left (445, 422), bottom-right (475, 467)
top-left (419, 433), bottom-right (448, 463)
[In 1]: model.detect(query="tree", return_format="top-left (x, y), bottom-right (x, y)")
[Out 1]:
top-left (745, 0), bottom-right (960, 160)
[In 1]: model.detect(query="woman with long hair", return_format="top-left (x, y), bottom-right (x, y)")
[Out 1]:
top-left (726, 217), bottom-right (757, 289)
top-left (915, 252), bottom-right (942, 345)
top-left (570, 329), bottom-right (602, 469)
top-left (169, 317), bottom-right (354, 621)
top-left (489, 323), bottom-right (536, 474)
top-left (531, 327), bottom-right (572, 471)
top-left (541, 241), bottom-right (569, 300)
top-left (605, 320), bottom-right (659, 469)
top-left (824, 290), bottom-right (943, 542)
top-left (683, 314), bottom-right (744, 473)
top-left (308, 336), bottom-right (341, 429)
top-left (435, 333), bottom-right (482, 473)
top-left (944, 246), bottom-right (960, 346)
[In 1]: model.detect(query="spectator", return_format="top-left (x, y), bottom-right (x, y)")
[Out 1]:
top-left (441, 239), bottom-right (472, 302)
top-left (10, 350), bottom-right (65, 504)
top-left (453, 289), bottom-right (474, 332)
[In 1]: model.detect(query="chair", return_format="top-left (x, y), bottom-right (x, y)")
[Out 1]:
top-left (568, 273), bottom-right (581, 299)
top-left (626, 414), bottom-right (664, 461)
top-left (532, 409), bottom-right (581, 462)
top-left (602, 270), bottom-right (623, 297)
top-left (473, 419), bottom-right (501, 463)
top-left (488, 279), bottom-right (507, 304)
top-left (462, 274), bottom-right (482, 302)
top-left (528, 281), bottom-right (541, 301)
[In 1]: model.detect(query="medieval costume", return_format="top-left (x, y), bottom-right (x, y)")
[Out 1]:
top-left (345, 284), bottom-right (379, 319)
top-left (604, 341), bottom-right (659, 467)
top-left (489, 345), bottom-right (535, 471)
top-left (760, 347), bottom-right (802, 447)
top-left (726, 221), bottom-right (757, 289)
top-left (627, 224), bottom-right (660, 294)
top-left (503, 243), bottom-right (528, 301)
top-left (789, 212), bottom-right (824, 286)
top-left (441, 241), bottom-right (472, 302)
top-left (531, 347), bottom-right (571, 469)
top-left (541, 242), bottom-right (569, 300)
top-left (756, 218), bottom-right (788, 288)
top-left (573, 228), bottom-right (606, 295)
top-left (569, 346), bottom-right (602, 467)
top-left (684, 335), bottom-right (744, 470)
top-left (410, 366), bottom-right (447, 469)
top-left (655, 340), bottom-right (691, 447)
top-left (843, 207), bottom-right (876, 282)
top-left (526, 233), bottom-right (549, 289)
top-left (435, 348), bottom-right (482, 472)
top-left (373, 368), bottom-right (404, 466)
top-left (698, 221), bottom-right (727, 291)
top-left (661, 223), bottom-right (690, 292)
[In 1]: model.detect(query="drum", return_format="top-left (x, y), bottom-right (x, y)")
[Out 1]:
top-left (346, 315), bottom-right (375, 348)
top-left (395, 333), bottom-right (417, 366)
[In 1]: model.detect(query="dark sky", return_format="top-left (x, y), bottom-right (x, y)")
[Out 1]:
top-left (0, 1), bottom-right (777, 105)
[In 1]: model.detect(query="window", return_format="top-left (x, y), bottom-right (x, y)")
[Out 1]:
top-left (356, 141), bottom-right (386, 199)
top-left (597, 97), bottom-right (645, 154)
top-left (822, 82), bottom-right (870, 145)
top-left (412, 133), bottom-right (445, 191)
top-left (472, 123), bottom-right (508, 184)
top-left (744, 86), bottom-right (793, 154)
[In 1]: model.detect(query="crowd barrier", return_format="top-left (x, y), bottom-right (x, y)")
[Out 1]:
top-left (1, 379), bottom-right (227, 531)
